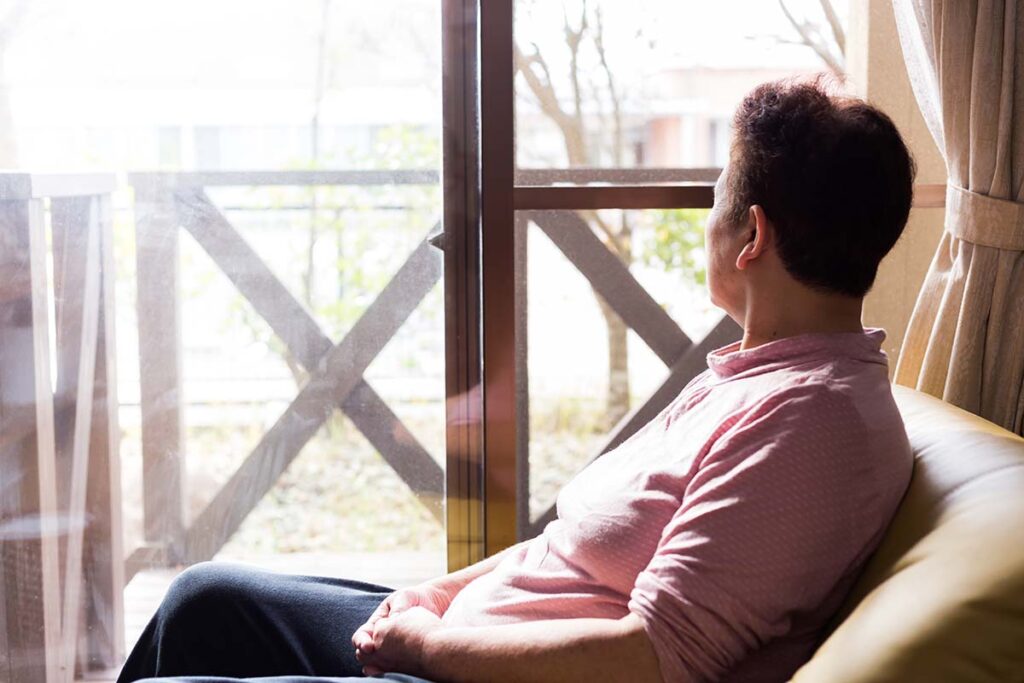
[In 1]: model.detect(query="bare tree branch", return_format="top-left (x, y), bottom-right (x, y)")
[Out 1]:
top-left (593, 6), bottom-right (623, 167)
top-left (515, 46), bottom-right (564, 122)
top-left (515, 42), bottom-right (587, 164)
top-left (515, 0), bottom-right (633, 427)
top-left (587, 70), bottom-right (609, 160)
top-left (778, 0), bottom-right (844, 75)
top-left (818, 0), bottom-right (845, 55)
top-left (528, 40), bottom-right (556, 93)
top-left (563, 1), bottom-right (588, 153)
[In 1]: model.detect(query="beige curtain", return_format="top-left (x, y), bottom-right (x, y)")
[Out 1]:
top-left (892, 0), bottom-right (1024, 435)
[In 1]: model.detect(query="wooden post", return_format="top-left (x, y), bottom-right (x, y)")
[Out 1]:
top-left (81, 194), bottom-right (126, 669)
top-left (57, 204), bottom-right (100, 683)
top-left (134, 184), bottom-right (185, 562)
top-left (52, 195), bottom-right (124, 674)
top-left (51, 195), bottom-right (92, 681)
top-left (52, 196), bottom-right (92, 592)
top-left (0, 196), bottom-right (63, 683)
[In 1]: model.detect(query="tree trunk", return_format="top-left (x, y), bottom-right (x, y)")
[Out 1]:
top-left (514, 14), bottom-right (634, 433)
top-left (595, 215), bottom-right (633, 430)
top-left (597, 296), bottom-right (630, 430)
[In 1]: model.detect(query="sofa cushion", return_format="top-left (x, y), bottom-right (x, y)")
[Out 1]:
top-left (791, 386), bottom-right (1024, 682)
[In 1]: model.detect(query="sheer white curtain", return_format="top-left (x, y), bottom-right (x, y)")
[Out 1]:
top-left (893, 0), bottom-right (1024, 435)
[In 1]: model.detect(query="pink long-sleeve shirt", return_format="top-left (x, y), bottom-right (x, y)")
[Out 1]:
top-left (441, 327), bottom-right (912, 682)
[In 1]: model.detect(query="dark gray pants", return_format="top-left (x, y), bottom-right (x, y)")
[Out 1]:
top-left (117, 562), bottom-right (436, 683)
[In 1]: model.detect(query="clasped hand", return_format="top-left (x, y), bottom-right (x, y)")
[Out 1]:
top-left (352, 586), bottom-right (449, 677)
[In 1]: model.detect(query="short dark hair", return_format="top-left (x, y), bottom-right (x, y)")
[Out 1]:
top-left (724, 78), bottom-right (916, 297)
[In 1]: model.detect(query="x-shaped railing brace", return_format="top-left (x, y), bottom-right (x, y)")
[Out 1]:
top-left (174, 189), bottom-right (444, 564)
top-left (170, 194), bottom-right (739, 561)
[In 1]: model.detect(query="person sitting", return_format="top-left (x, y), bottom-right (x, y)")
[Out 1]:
top-left (117, 77), bottom-right (917, 683)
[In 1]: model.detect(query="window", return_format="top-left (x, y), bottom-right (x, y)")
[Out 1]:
top-left (0, 0), bottom-right (852, 674)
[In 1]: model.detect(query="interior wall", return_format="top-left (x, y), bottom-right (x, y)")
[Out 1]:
top-left (848, 0), bottom-right (946, 374)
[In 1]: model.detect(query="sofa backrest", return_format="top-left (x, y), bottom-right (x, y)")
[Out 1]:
top-left (792, 386), bottom-right (1024, 682)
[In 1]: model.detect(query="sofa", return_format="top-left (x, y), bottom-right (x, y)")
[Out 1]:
top-left (792, 386), bottom-right (1024, 681)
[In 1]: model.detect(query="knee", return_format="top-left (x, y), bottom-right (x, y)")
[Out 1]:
top-left (157, 561), bottom-right (250, 627)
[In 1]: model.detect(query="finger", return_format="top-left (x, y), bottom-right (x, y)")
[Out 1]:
top-left (367, 600), bottom-right (391, 626)
top-left (389, 590), bottom-right (416, 613)
top-left (372, 617), bottom-right (388, 649)
top-left (363, 666), bottom-right (384, 677)
top-left (352, 628), bottom-right (375, 653)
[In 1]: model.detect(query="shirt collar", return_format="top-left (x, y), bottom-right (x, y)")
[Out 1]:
top-left (706, 327), bottom-right (888, 379)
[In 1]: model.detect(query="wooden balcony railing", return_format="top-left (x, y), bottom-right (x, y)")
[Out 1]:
top-left (126, 170), bottom-right (446, 575)
top-left (0, 173), bottom-right (123, 682)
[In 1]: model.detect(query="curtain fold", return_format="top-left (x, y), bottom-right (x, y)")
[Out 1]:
top-left (892, 0), bottom-right (1024, 435)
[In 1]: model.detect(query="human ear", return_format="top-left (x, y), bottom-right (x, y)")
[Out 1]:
top-left (735, 205), bottom-right (770, 270)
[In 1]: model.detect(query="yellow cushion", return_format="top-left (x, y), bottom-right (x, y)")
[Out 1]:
top-left (792, 386), bottom-right (1024, 682)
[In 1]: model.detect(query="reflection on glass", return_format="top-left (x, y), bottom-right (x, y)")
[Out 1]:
top-left (0, 0), bottom-right (446, 675)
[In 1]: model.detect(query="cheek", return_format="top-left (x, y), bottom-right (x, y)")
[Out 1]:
top-left (705, 219), bottom-right (729, 278)
top-left (707, 252), bottom-right (729, 305)
top-left (705, 218), bottom-right (739, 305)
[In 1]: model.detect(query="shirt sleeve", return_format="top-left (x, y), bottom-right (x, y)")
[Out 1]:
top-left (627, 384), bottom-right (883, 682)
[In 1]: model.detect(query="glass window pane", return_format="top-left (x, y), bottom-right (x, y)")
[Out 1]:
top-left (0, 0), bottom-right (448, 674)
top-left (515, 0), bottom-right (848, 172)
top-left (515, 209), bottom-right (736, 527)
